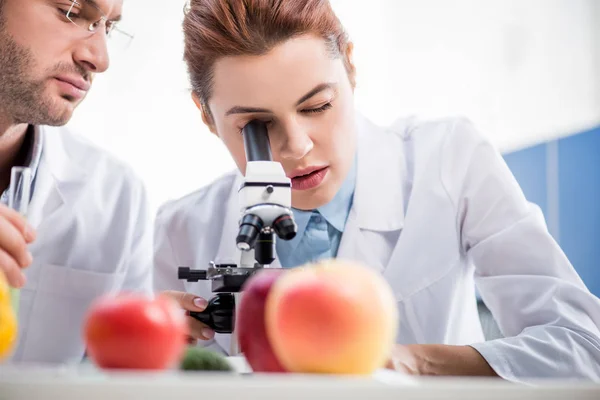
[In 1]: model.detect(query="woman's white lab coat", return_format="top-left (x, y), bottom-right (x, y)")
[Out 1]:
top-left (8, 126), bottom-right (153, 364)
top-left (153, 114), bottom-right (600, 382)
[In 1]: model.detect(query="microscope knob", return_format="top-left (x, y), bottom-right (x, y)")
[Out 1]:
top-left (188, 293), bottom-right (235, 334)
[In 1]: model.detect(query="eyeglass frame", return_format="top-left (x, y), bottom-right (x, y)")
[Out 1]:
top-left (65, 0), bottom-right (134, 40)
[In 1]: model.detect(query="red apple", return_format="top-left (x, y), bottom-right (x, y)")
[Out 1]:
top-left (265, 259), bottom-right (399, 375)
top-left (237, 268), bottom-right (288, 373)
top-left (84, 293), bottom-right (188, 370)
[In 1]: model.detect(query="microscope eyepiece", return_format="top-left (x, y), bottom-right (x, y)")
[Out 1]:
top-left (236, 214), bottom-right (264, 250)
top-left (242, 120), bottom-right (272, 162)
top-left (273, 214), bottom-right (297, 241)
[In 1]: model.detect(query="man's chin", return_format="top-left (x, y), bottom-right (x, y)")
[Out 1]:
top-left (42, 97), bottom-right (80, 126)
top-left (53, 111), bottom-right (76, 126)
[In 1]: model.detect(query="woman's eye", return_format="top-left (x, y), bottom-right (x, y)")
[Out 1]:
top-left (301, 103), bottom-right (332, 114)
top-left (238, 119), bottom-right (273, 134)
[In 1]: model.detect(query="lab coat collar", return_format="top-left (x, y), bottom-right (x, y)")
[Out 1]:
top-left (27, 125), bottom-right (88, 230)
top-left (37, 125), bottom-right (88, 182)
top-left (352, 113), bottom-right (406, 232)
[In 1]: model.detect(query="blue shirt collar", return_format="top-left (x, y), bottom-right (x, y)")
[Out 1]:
top-left (316, 154), bottom-right (356, 232)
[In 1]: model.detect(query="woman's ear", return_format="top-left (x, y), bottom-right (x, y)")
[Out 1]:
top-left (192, 92), bottom-right (217, 135)
top-left (345, 41), bottom-right (357, 91)
top-left (347, 41), bottom-right (355, 66)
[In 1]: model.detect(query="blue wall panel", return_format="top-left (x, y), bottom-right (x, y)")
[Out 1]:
top-left (503, 126), bottom-right (600, 298)
top-left (503, 143), bottom-right (549, 220)
top-left (557, 127), bottom-right (600, 297)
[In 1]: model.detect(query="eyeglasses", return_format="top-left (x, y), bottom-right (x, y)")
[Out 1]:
top-left (63, 0), bottom-right (134, 51)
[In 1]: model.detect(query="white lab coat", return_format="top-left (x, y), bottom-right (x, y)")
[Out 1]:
top-left (8, 126), bottom-right (153, 364)
top-left (153, 114), bottom-right (600, 382)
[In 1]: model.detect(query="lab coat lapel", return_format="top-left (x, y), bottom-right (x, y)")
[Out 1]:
top-left (27, 126), bottom-right (87, 234)
top-left (26, 160), bottom-right (62, 231)
top-left (336, 209), bottom-right (389, 272)
top-left (337, 114), bottom-right (410, 273)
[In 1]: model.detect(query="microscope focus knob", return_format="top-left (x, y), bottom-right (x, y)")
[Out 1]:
top-left (188, 293), bottom-right (235, 334)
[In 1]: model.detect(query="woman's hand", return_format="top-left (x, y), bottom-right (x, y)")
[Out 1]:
top-left (161, 290), bottom-right (216, 342)
top-left (386, 344), bottom-right (499, 377)
top-left (385, 344), bottom-right (421, 374)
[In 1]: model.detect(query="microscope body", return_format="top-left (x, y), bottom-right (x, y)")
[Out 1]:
top-left (178, 120), bottom-right (297, 354)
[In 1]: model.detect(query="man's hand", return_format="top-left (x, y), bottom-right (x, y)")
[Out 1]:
top-left (161, 290), bottom-right (216, 342)
top-left (0, 204), bottom-right (35, 288)
top-left (386, 344), bottom-right (499, 377)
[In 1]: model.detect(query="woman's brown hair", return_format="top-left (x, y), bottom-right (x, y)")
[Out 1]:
top-left (182, 0), bottom-right (355, 112)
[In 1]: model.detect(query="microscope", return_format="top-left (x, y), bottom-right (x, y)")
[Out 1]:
top-left (177, 120), bottom-right (297, 354)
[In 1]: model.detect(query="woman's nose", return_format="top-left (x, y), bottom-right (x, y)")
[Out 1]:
top-left (277, 122), bottom-right (314, 160)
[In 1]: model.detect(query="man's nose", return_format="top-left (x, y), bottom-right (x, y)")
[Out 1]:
top-left (73, 30), bottom-right (110, 73)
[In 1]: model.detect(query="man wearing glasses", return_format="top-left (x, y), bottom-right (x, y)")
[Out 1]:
top-left (0, 0), bottom-right (152, 364)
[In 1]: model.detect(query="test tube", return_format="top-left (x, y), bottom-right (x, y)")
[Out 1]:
top-left (8, 167), bottom-right (32, 218)
top-left (7, 166), bottom-right (32, 315)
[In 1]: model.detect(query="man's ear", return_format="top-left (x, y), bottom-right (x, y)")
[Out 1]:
top-left (192, 92), bottom-right (217, 135)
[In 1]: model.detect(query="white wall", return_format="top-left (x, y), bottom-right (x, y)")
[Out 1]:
top-left (330, 0), bottom-right (600, 150)
top-left (66, 0), bottom-right (600, 215)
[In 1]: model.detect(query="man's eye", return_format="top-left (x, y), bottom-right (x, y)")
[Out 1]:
top-left (105, 21), bottom-right (116, 34)
top-left (57, 2), bottom-right (81, 17)
top-left (58, 7), bottom-right (73, 16)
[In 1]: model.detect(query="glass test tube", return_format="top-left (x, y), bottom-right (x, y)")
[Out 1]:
top-left (7, 166), bottom-right (32, 316)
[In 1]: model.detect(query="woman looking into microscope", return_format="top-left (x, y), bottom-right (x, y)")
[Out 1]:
top-left (154, 0), bottom-right (600, 382)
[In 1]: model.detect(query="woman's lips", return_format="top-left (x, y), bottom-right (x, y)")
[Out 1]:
top-left (290, 166), bottom-right (329, 190)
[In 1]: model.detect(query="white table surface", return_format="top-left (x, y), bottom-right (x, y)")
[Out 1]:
top-left (0, 357), bottom-right (598, 400)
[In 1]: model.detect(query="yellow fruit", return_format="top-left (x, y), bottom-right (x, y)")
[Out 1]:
top-left (0, 272), bottom-right (9, 304)
top-left (0, 273), bottom-right (18, 361)
top-left (0, 305), bottom-right (17, 360)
